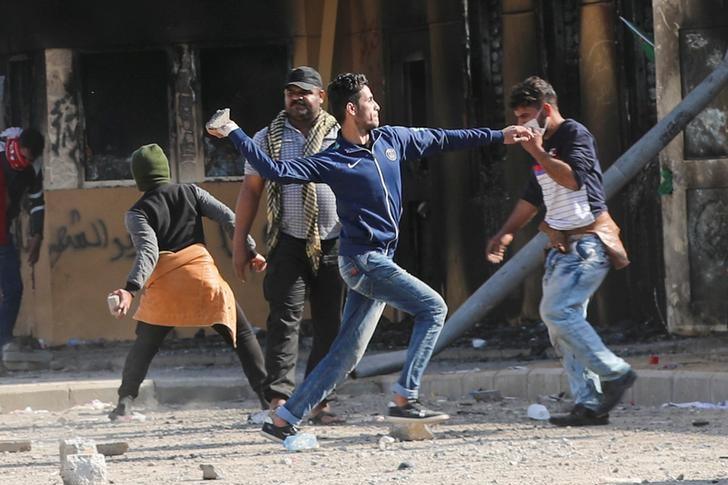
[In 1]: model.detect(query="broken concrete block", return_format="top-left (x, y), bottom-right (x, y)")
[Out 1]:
top-left (59, 439), bottom-right (97, 462)
top-left (470, 388), bottom-right (503, 402)
top-left (200, 464), bottom-right (222, 480)
top-left (0, 440), bottom-right (31, 453)
top-left (96, 442), bottom-right (128, 456)
top-left (61, 453), bottom-right (108, 485)
top-left (378, 435), bottom-right (396, 450)
top-left (389, 423), bottom-right (434, 441)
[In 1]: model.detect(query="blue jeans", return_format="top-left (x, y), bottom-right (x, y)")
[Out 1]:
top-left (0, 241), bottom-right (23, 349)
top-left (276, 251), bottom-right (447, 426)
top-left (540, 235), bottom-right (631, 411)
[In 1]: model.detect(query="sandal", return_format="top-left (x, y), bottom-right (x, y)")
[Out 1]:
top-left (308, 410), bottom-right (346, 426)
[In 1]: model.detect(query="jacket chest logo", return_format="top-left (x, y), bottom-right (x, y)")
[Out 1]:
top-left (385, 148), bottom-right (397, 161)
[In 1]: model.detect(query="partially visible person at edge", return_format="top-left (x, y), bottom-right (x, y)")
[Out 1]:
top-left (486, 76), bottom-right (637, 427)
top-left (106, 143), bottom-right (269, 420)
top-left (0, 127), bottom-right (45, 360)
top-left (234, 66), bottom-right (344, 425)
top-left (207, 72), bottom-right (532, 444)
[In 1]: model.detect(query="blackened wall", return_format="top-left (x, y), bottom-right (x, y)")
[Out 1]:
top-left (0, 0), bottom-right (293, 54)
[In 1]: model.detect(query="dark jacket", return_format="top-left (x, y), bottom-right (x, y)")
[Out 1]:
top-left (230, 125), bottom-right (504, 257)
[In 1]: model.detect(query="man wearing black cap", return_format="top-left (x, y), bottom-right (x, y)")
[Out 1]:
top-left (233, 66), bottom-right (343, 424)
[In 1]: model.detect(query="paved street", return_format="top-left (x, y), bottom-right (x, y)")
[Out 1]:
top-left (1, 391), bottom-right (727, 485)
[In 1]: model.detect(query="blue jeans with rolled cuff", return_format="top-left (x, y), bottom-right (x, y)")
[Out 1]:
top-left (540, 234), bottom-right (632, 411)
top-left (276, 250), bottom-right (447, 426)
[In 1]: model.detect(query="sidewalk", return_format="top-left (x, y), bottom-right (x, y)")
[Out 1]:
top-left (1, 335), bottom-right (727, 412)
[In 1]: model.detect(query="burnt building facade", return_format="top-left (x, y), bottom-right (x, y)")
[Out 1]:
top-left (1, 0), bottom-right (724, 345)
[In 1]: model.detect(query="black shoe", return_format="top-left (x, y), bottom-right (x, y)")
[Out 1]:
top-left (108, 396), bottom-right (133, 421)
top-left (260, 421), bottom-right (299, 443)
top-left (596, 369), bottom-right (637, 415)
top-left (386, 400), bottom-right (450, 424)
top-left (549, 405), bottom-right (609, 427)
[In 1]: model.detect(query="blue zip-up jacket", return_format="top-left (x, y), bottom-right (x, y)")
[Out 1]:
top-left (230, 125), bottom-right (504, 257)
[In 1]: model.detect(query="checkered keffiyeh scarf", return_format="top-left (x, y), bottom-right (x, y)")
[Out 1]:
top-left (265, 110), bottom-right (337, 272)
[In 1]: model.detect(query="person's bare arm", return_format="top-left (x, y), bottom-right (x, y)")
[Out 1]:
top-left (520, 133), bottom-right (579, 190)
top-left (234, 174), bottom-right (266, 281)
top-left (485, 199), bottom-right (539, 263)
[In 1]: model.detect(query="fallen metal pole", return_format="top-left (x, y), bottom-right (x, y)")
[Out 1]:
top-left (354, 49), bottom-right (728, 378)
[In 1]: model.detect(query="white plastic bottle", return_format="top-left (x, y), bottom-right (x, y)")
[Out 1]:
top-left (283, 433), bottom-right (319, 452)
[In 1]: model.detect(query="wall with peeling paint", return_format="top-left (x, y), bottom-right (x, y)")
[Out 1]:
top-left (5, 0), bottom-right (714, 345)
top-left (655, 0), bottom-right (728, 334)
top-left (15, 182), bottom-right (270, 344)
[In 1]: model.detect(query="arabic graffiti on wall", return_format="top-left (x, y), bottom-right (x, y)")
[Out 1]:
top-left (48, 209), bottom-right (135, 267)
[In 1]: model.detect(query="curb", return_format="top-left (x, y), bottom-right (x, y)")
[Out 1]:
top-left (2, 366), bottom-right (727, 413)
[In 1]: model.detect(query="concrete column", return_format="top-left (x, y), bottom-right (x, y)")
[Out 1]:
top-left (501, 0), bottom-right (542, 320)
top-left (44, 49), bottom-right (82, 190)
top-left (654, 0), bottom-right (691, 335)
top-left (424, 0), bottom-right (474, 309)
top-left (345, 0), bottom-right (383, 90)
top-left (171, 45), bottom-right (203, 184)
top-left (579, 0), bottom-right (625, 327)
top-left (292, 0), bottom-right (310, 66)
top-left (579, 0), bottom-right (621, 169)
top-left (318, 0), bottom-right (338, 86)
top-left (15, 48), bottom-right (82, 344)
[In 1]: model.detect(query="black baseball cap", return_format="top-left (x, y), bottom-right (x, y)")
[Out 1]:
top-left (285, 66), bottom-right (323, 91)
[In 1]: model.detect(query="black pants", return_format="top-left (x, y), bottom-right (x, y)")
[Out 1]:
top-left (117, 303), bottom-right (267, 406)
top-left (262, 235), bottom-right (343, 402)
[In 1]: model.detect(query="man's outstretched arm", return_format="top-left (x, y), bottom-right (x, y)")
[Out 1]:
top-left (393, 125), bottom-right (532, 161)
top-left (206, 109), bottom-right (324, 184)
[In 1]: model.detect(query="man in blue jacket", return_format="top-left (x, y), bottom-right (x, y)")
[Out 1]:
top-left (207, 72), bottom-right (531, 443)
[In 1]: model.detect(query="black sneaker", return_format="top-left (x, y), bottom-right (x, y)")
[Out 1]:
top-left (386, 400), bottom-right (450, 424)
top-left (596, 369), bottom-right (637, 415)
top-left (260, 421), bottom-right (299, 443)
top-left (108, 396), bottom-right (133, 421)
top-left (549, 405), bottom-right (609, 427)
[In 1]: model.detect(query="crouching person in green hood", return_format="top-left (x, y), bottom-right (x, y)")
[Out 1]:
top-left (107, 143), bottom-right (269, 420)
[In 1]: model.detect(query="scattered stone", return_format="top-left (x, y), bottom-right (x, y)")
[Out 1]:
top-left (389, 423), bottom-right (434, 441)
top-left (470, 389), bottom-right (503, 402)
top-left (378, 435), bottom-right (396, 450)
top-left (60, 439), bottom-right (98, 462)
top-left (0, 440), bottom-right (31, 453)
top-left (200, 464), bottom-right (222, 480)
top-left (71, 400), bottom-right (111, 412)
top-left (676, 474), bottom-right (685, 481)
top-left (397, 461), bottom-right (413, 470)
top-left (96, 442), bottom-right (128, 457)
top-left (247, 410), bottom-right (270, 425)
top-left (60, 453), bottom-right (108, 485)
